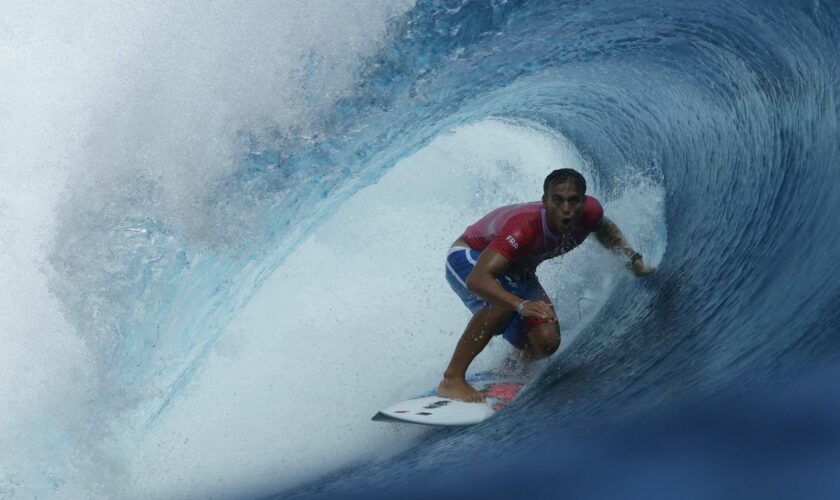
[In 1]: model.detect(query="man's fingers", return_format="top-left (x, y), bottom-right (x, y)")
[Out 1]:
top-left (524, 302), bottom-right (557, 321)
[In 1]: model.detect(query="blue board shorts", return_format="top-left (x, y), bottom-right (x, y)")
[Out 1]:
top-left (445, 247), bottom-right (551, 349)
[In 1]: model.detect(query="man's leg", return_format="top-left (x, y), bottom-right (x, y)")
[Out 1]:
top-left (521, 322), bottom-right (561, 360)
top-left (437, 304), bottom-right (514, 402)
top-left (499, 321), bottom-right (561, 378)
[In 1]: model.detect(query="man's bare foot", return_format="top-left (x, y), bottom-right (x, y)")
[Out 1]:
top-left (437, 377), bottom-right (486, 403)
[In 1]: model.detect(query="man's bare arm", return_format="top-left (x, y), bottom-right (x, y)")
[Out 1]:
top-left (466, 249), bottom-right (556, 320)
top-left (595, 217), bottom-right (655, 277)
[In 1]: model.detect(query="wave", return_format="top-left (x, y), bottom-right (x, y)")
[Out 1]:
top-left (2, 0), bottom-right (839, 497)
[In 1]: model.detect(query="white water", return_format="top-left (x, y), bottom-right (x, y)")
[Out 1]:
top-left (0, 2), bottom-right (412, 497)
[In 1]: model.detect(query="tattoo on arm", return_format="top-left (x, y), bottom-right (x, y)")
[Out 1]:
top-left (596, 217), bottom-right (637, 261)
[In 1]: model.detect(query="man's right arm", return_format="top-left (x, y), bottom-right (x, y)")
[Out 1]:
top-left (466, 249), bottom-right (556, 321)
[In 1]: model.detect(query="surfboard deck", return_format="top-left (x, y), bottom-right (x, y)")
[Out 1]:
top-left (372, 372), bottom-right (527, 426)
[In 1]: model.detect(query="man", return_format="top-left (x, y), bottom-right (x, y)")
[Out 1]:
top-left (439, 168), bottom-right (655, 402)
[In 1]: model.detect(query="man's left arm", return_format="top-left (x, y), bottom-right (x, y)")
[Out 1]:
top-left (595, 217), bottom-right (655, 277)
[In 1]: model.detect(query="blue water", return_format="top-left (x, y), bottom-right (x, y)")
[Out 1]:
top-left (30, 0), bottom-right (840, 497)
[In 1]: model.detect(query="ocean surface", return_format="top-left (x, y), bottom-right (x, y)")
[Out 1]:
top-left (1, 0), bottom-right (839, 498)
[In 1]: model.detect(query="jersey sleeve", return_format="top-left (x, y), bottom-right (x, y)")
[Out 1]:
top-left (581, 196), bottom-right (604, 231)
top-left (486, 213), bottom-right (540, 260)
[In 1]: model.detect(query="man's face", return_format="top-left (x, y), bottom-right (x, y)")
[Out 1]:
top-left (542, 181), bottom-right (584, 234)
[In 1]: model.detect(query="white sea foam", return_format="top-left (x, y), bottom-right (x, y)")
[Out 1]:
top-left (0, 2), bottom-right (412, 497)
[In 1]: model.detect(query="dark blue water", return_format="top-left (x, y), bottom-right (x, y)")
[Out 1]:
top-left (259, 0), bottom-right (840, 497)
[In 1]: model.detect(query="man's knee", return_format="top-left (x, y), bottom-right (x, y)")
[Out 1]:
top-left (526, 323), bottom-right (561, 357)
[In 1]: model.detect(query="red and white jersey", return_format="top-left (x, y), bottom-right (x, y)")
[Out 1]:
top-left (462, 196), bottom-right (604, 272)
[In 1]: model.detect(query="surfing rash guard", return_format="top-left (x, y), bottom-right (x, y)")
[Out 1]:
top-left (462, 196), bottom-right (604, 274)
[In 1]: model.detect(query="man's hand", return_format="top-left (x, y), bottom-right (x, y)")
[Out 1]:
top-left (518, 300), bottom-right (557, 322)
top-left (632, 257), bottom-right (655, 277)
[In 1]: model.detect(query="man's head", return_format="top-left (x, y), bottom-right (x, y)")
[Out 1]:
top-left (542, 168), bottom-right (587, 234)
top-left (543, 168), bottom-right (586, 196)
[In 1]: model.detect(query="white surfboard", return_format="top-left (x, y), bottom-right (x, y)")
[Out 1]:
top-left (372, 372), bottom-right (527, 426)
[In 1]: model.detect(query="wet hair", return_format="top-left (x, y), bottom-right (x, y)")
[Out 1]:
top-left (543, 168), bottom-right (587, 195)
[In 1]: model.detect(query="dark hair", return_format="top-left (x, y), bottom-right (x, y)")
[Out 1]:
top-left (543, 168), bottom-right (586, 194)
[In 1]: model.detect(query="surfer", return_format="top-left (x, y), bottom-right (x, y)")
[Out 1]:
top-left (439, 168), bottom-right (655, 402)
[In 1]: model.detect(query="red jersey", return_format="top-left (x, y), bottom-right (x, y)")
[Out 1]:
top-left (462, 196), bottom-right (604, 272)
